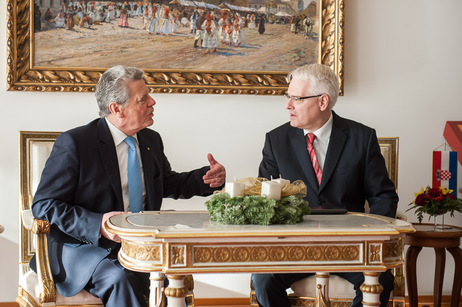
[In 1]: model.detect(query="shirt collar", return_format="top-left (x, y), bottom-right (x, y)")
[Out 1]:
top-left (304, 113), bottom-right (333, 144)
top-left (105, 117), bottom-right (138, 146)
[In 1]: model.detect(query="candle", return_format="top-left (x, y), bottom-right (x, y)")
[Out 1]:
top-left (225, 182), bottom-right (245, 197)
top-left (261, 181), bottom-right (282, 200)
top-left (272, 178), bottom-right (290, 187)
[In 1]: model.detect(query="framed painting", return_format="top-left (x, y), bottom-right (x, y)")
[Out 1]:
top-left (7, 0), bottom-right (344, 95)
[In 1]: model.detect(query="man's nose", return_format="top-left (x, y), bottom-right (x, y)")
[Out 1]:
top-left (148, 96), bottom-right (156, 106)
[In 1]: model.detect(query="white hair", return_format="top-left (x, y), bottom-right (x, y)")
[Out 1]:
top-left (95, 65), bottom-right (145, 117)
top-left (288, 64), bottom-right (340, 107)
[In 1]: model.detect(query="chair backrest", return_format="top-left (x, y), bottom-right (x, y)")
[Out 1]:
top-left (19, 131), bottom-right (61, 275)
top-left (377, 137), bottom-right (399, 190)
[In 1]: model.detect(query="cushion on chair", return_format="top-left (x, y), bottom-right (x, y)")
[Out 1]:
top-left (20, 270), bottom-right (103, 305)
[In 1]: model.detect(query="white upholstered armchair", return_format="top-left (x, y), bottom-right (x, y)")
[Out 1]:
top-left (17, 131), bottom-right (104, 307)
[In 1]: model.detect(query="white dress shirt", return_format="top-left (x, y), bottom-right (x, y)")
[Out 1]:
top-left (303, 113), bottom-right (333, 171)
top-left (105, 118), bottom-right (146, 212)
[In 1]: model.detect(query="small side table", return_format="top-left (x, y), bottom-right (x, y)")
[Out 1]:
top-left (404, 223), bottom-right (462, 307)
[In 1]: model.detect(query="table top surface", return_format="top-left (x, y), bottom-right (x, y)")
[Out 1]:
top-left (407, 223), bottom-right (462, 238)
top-left (107, 211), bottom-right (414, 239)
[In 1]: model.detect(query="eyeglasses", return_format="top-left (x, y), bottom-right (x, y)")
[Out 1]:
top-left (284, 94), bottom-right (323, 103)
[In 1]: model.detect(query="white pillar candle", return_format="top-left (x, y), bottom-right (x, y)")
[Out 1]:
top-left (261, 181), bottom-right (282, 200)
top-left (272, 178), bottom-right (290, 187)
top-left (225, 182), bottom-right (245, 197)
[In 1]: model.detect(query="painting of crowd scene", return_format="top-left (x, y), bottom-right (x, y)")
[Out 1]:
top-left (33, 0), bottom-right (318, 71)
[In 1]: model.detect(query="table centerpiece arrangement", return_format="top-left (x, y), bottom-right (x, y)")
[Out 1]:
top-left (406, 186), bottom-right (462, 230)
top-left (205, 177), bottom-right (310, 225)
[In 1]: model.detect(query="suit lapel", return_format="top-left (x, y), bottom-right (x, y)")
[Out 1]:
top-left (97, 119), bottom-right (124, 210)
top-left (320, 112), bottom-right (348, 191)
top-left (289, 127), bottom-right (319, 192)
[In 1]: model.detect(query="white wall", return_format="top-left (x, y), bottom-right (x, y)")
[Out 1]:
top-left (1, 0), bottom-right (462, 302)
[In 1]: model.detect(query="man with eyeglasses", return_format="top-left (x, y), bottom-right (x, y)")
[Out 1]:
top-left (252, 63), bottom-right (398, 307)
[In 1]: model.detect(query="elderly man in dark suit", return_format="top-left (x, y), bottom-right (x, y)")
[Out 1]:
top-left (31, 65), bottom-right (226, 307)
top-left (252, 63), bottom-right (398, 307)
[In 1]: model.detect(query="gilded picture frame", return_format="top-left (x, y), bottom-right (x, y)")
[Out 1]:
top-left (6, 0), bottom-right (344, 95)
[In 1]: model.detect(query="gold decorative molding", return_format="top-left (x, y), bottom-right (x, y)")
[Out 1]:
top-left (171, 246), bottom-right (185, 265)
top-left (360, 283), bottom-right (383, 295)
top-left (383, 239), bottom-right (402, 259)
top-left (368, 244), bottom-right (382, 263)
top-left (194, 244), bottom-right (361, 264)
top-left (121, 241), bottom-right (162, 262)
top-left (32, 219), bottom-right (50, 235)
top-left (7, 0), bottom-right (344, 95)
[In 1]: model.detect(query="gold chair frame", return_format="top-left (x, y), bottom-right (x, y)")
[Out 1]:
top-left (17, 131), bottom-right (104, 307)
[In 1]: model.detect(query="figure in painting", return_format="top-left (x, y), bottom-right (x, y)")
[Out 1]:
top-left (159, 7), bottom-right (172, 35)
top-left (202, 13), bottom-right (219, 54)
top-left (194, 11), bottom-right (206, 48)
top-left (232, 13), bottom-right (244, 47)
top-left (258, 15), bottom-right (265, 35)
top-left (148, 6), bottom-right (159, 34)
top-left (34, 4), bottom-right (42, 32)
top-left (118, 7), bottom-right (129, 28)
top-left (54, 9), bottom-right (66, 28)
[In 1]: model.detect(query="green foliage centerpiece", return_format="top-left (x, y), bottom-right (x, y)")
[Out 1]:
top-left (205, 177), bottom-right (310, 225)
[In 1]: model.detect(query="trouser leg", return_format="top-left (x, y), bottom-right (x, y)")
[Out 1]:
top-left (84, 256), bottom-right (150, 307)
top-left (251, 273), bottom-right (314, 307)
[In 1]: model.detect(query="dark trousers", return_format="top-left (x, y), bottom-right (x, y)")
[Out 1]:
top-left (252, 271), bottom-right (394, 307)
top-left (84, 252), bottom-right (150, 307)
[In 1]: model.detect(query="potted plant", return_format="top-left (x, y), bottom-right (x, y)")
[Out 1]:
top-left (406, 186), bottom-right (462, 230)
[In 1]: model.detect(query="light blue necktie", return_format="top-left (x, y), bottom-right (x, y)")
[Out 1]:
top-left (124, 136), bottom-right (142, 213)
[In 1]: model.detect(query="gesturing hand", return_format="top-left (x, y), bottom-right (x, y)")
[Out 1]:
top-left (203, 153), bottom-right (226, 188)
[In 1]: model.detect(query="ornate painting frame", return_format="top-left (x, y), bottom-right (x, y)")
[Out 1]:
top-left (7, 0), bottom-right (344, 95)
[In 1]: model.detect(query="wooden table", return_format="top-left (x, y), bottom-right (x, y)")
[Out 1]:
top-left (106, 211), bottom-right (414, 307)
top-left (404, 223), bottom-right (462, 307)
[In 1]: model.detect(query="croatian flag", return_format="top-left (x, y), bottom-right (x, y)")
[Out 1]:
top-left (432, 151), bottom-right (458, 197)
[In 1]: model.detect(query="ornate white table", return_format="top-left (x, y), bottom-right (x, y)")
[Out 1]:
top-left (106, 211), bottom-right (415, 307)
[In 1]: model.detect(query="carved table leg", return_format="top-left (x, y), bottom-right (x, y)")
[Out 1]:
top-left (314, 272), bottom-right (330, 307)
top-left (433, 247), bottom-right (446, 307)
top-left (149, 272), bottom-right (165, 307)
top-left (165, 275), bottom-right (188, 307)
top-left (447, 247), bottom-right (462, 307)
top-left (405, 245), bottom-right (422, 307)
top-left (360, 272), bottom-right (382, 306)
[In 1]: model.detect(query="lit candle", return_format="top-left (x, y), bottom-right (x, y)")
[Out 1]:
top-left (261, 181), bottom-right (282, 200)
top-left (225, 182), bottom-right (245, 197)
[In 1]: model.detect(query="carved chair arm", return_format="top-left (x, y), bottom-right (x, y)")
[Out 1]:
top-left (21, 209), bottom-right (56, 303)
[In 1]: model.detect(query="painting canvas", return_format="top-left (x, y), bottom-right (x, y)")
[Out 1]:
top-left (7, 0), bottom-right (344, 94)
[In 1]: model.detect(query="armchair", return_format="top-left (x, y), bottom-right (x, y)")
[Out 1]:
top-left (17, 131), bottom-right (103, 307)
top-left (17, 131), bottom-right (194, 307)
top-left (250, 137), bottom-right (405, 307)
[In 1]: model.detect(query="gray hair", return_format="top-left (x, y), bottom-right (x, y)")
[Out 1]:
top-left (288, 64), bottom-right (339, 108)
top-left (95, 65), bottom-right (145, 117)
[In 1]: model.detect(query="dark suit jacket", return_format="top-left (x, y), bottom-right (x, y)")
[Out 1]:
top-left (259, 112), bottom-right (398, 218)
top-left (31, 118), bottom-right (218, 296)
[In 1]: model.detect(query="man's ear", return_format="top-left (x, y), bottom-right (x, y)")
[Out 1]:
top-left (109, 102), bottom-right (124, 118)
top-left (319, 95), bottom-right (330, 112)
